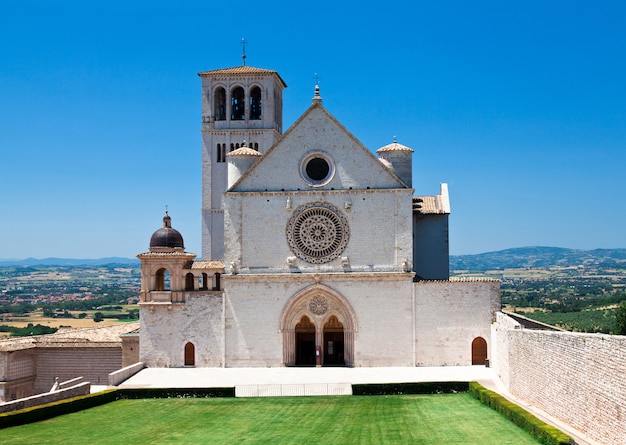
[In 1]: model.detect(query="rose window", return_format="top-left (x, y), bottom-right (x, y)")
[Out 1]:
top-left (287, 202), bottom-right (350, 264)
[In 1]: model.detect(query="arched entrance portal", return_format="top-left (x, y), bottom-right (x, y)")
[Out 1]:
top-left (471, 337), bottom-right (487, 365)
top-left (280, 284), bottom-right (356, 367)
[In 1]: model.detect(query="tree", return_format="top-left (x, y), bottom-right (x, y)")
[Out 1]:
top-left (93, 312), bottom-right (104, 323)
top-left (614, 301), bottom-right (626, 335)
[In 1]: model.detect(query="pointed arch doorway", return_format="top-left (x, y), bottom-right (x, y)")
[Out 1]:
top-left (323, 316), bottom-right (344, 366)
top-left (280, 284), bottom-right (356, 367)
top-left (295, 316), bottom-right (316, 366)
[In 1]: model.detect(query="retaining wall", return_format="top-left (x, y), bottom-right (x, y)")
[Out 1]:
top-left (493, 312), bottom-right (626, 445)
top-left (0, 382), bottom-right (90, 414)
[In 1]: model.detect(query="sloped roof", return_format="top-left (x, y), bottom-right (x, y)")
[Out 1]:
top-left (0, 322), bottom-right (140, 352)
top-left (191, 260), bottom-right (225, 270)
top-left (377, 141), bottom-right (414, 153)
top-left (198, 66), bottom-right (287, 87)
top-left (413, 195), bottom-right (450, 215)
top-left (228, 102), bottom-right (410, 191)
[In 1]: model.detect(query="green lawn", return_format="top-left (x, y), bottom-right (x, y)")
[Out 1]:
top-left (2, 394), bottom-right (541, 444)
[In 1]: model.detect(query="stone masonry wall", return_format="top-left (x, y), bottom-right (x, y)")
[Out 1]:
top-left (34, 347), bottom-right (121, 393)
top-left (414, 279), bottom-right (500, 366)
top-left (140, 292), bottom-right (224, 368)
top-left (493, 314), bottom-right (626, 445)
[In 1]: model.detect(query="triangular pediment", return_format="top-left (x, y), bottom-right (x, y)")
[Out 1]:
top-left (229, 104), bottom-right (408, 192)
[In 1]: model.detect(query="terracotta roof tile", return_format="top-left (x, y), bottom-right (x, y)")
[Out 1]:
top-left (413, 195), bottom-right (449, 215)
top-left (198, 66), bottom-right (287, 87)
top-left (191, 260), bottom-right (224, 270)
top-left (226, 147), bottom-right (262, 157)
top-left (376, 141), bottom-right (414, 153)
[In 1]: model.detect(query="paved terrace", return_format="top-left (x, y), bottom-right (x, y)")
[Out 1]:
top-left (117, 365), bottom-right (595, 445)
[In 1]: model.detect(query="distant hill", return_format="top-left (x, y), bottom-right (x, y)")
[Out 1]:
top-left (2, 247), bottom-right (626, 270)
top-left (0, 257), bottom-right (139, 267)
top-left (450, 247), bottom-right (626, 271)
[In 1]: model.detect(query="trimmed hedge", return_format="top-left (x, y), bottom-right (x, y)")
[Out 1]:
top-left (0, 389), bottom-right (120, 429)
top-left (353, 381), bottom-right (469, 396)
top-left (0, 387), bottom-right (235, 429)
top-left (469, 382), bottom-right (573, 445)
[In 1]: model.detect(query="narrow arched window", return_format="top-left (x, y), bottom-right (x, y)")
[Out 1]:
top-left (250, 86), bottom-right (262, 120)
top-left (254, 143), bottom-right (259, 151)
top-left (201, 273), bottom-right (209, 290)
top-left (213, 273), bottom-right (221, 291)
top-left (221, 144), bottom-right (226, 161)
top-left (155, 268), bottom-right (170, 291)
top-left (185, 273), bottom-right (194, 291)
top-left (231, 87), bottom-right (245, 120)
top-left (214, 87), bottom-right (226, 121)
top-left (216, 143), bottom-right (222, 163)
top-left (230, 143), bottom-right (235, 152)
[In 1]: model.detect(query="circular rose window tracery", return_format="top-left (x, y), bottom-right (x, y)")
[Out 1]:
top-left (287, 202), bottom-right (350, 264)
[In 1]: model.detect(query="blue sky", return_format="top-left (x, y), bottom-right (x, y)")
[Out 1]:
top-left (1, 0), bottom-right (625, 259)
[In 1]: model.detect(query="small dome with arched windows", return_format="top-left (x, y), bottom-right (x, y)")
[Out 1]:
top-left (149, 211), bottom-right (185, 251)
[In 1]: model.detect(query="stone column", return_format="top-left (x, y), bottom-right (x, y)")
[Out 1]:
top-left (344, 331), bottom-right (354, 367)
top-left (282, 329), bottom-right (295, 366)
top-left (316, 328), bottom-right (324, 366)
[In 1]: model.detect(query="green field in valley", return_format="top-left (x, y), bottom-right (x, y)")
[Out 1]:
top-left (2, 394), bottom-right (542, 444)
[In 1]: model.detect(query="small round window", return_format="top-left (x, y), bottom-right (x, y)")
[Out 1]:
top-left (300, 151), bottom-right (335, 187)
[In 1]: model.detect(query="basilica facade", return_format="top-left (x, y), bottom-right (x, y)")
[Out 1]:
top-left (137, 64), bottom-right (500, 368)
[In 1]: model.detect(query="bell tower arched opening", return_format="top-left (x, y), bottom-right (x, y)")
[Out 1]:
top-left (249, 86), bottom-right (262, 120)
top-left (154, 268), bottom-right (171, 291)
top-left (231, 86), bottom-right (245, 120)
top-left (214, 87), bottom-right (226, 121)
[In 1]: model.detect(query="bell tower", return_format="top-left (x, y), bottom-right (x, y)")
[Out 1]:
top-left (198, 64), bottom-right (287, 259)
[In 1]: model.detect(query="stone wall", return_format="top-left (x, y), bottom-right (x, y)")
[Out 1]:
top-left (224, 274), bottom-right (415, 367)
top-left (34, 347), bottom-right (122, 394)
top-left (140, 292), bottom-right (224, 367)
top-left (224, 189), bottom-right (413, 275)
top-left (0, 382), bottom-right (91, 414)
top-left (108, 362), bottom-right (145, 386)
top-left (493, 313), bottom-right (626, 445)
top-left (414, 279), bottom-right (500, 366)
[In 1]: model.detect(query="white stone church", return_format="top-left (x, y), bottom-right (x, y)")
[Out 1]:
top-left (137, 64), bottom-right (500, 368)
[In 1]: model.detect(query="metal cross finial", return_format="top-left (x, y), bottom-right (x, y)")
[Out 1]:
top-left (165, 204), bottom-right (169, 215)
top-left (241, 38), bottom-right (247, 66)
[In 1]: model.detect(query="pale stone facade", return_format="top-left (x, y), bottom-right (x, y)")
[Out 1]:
top-left (138, 63), bottom-right (499, 369)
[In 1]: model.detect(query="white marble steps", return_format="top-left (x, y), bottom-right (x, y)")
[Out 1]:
top-left (235, 383), bottom-right (352, 397)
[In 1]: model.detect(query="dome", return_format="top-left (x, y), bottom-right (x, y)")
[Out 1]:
top-left (226, 146), bottom-right (262, 157)
top-left (149, 211), bottom-right (185, 250)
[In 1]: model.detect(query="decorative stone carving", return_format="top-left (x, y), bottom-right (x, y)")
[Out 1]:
top-left (309, 295), bottom-right (329, 315)
top-left (286, 202), bottom-right (350, 264)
